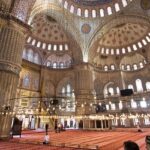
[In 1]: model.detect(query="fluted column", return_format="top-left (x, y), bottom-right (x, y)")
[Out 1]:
top-left (75, 63), bottom-right (95, 115)
top-left (0, 18), bottom-right (28, 139)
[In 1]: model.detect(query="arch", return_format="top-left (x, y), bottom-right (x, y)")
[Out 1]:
top-left (56, 76), bottom-right (74, 95)
top-left (103, 82), bottom-right (114, 97)
top-left (56, 76), bottom-right (75, 112)
top-left (45, 54), bottom-right (73, 69)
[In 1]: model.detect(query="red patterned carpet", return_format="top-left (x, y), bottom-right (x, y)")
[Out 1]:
top-left (0, 128), bottom-right (150, 150)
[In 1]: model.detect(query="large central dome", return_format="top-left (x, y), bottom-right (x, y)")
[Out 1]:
top-left (73, 0), bottom-right (112, 6)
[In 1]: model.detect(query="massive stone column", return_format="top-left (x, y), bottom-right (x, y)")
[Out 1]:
top-left (75, 63), bottom-right (95, 115)
top-left (0, 16), bottom-right (28, 139)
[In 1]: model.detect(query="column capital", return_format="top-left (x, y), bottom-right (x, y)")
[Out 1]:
top-left (0, 12), bottom-right (31, 34)
top-left (0, 61), bottom-right (21, 75)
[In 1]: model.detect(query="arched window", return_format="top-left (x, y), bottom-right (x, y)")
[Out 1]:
top-left (104, 65), bottom-right (108, 71)
top-left (119, 101), bottom-right (123, 109)
top-left (116, 49), bottom-right (120, 55)
top-left (100, 9), bottom-right (104, 17)
top-left (121, 65), bottom-right (125, 70)
top-left (62, 87), bottom-right (65, 94)
top-left (67, 84), bottom-right (71, 96)
top-left (84, 9), bottom-right (89, 17)
top-left (146, 36), bottom-right (150, 42)
top-left (53, 45), bottom-right (57, 51)
top-left (107, 7), bottom-right (112, 15)
top-left (135, 79), bottom-right (143, 92)
top-left (27, 37), bottom-right (31, 43)
top-left (42, 43), bottom-right (46, 49)
top-left (108, 87), bottom-right (114, 95)
top-left (47, 61), bottom-right (51, 67)
top-left (64, 1), bottom-right (68, 9)
top-left (32, 39), bottom-right (36, 46)
top-left (138, 42), bottom-right (142, 48)
top-left (146, 82), bottom-right (150, 91)
top-left (133, 64), bottom-right (138, 70)
top-left (106, 48), bottom-right (109, 54)
top-left (34, 53), bottom-right (39, 64)
top-left (116, 87), bottom-right (120, 95)
top-left (60, 62), bottom-right (64, 68)
top-left (59, 45), bottom-right (63, 51)
top-left (128, 84), bottom-right (134, 91)
top-left (126, 65), bottom-right (131, 71)
top-left (65, 44), bottom-right (69, 50)
top-left (139, 62), bottom-right (144, 68)
top-left (48, 44), bottom-right (52, 51)
top-left (133, 44), bottom-right (137, 51)
top-left (101, 47), bottom-right (105, 54)
top-left (23, 75), bottom-right (30, 87)
top-left (37, 41), bottom-right (41, 48)
top-left (92, 10), bottom-right (96, 18)
top-left (61, 83), bottom-right (75, 112)
top-left (111, 49), bottom-right (114, 55)
top-left (53, 62), bottom-right (57, 68)
top-left (140, 98), bottom-right (147, 108)
top-left (142, 39), bottom-right (147, 45)
top-left (122, 48), bottom-right (126, 54)
top-left (115, 3), bottom-right (120, 12)
top-left (127, 46), bottom-right (132, 52)
top-left (77, 8), bottom-right (81, 16)
top-left (131, 99), bottom-right (137, 108)
top-left (111, 103), bottom-right (116, 110)
top-left (27, 49), bottom-right (33, 62)
top-left (111, 65), bottom-right (115, 70)
top-left (104, 88), bottom-right (108, 97)
top-left (70, 5), bottom-right (74, 13)
top-left (122, 0), bottom-right (127, 7)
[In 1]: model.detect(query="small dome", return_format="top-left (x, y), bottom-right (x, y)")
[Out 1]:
top-left (31, 13), bottom-right (68, 43)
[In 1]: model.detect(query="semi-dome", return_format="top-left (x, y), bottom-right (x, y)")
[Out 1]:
top-left (31, 13), bottom-right (69, 44)
top-left (94, 23), bottom-right (150, 56)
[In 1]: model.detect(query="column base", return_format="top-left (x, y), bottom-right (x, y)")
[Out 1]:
top-left (0, 135), bottom-right (11, 140)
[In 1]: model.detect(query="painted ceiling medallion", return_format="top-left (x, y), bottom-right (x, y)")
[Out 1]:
top-left (81, 24), bottom-right (91, 34)
top-left (141, 0), bottom-right (150, 10)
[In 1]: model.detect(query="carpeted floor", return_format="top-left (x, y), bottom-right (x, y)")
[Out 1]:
top-left (0, 128), bottom-right (149, 150)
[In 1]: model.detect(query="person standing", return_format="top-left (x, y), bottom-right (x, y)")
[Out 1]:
top-left (137, 122), bottom-right (142, 132)
top-left (45, 123), bottom-right (49, 134)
